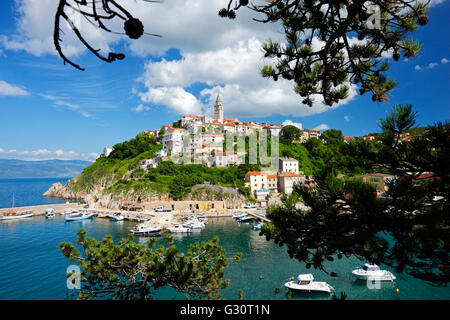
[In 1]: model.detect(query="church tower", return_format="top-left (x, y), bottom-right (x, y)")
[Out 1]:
top-left (214, 94), bottom-right (224, 123)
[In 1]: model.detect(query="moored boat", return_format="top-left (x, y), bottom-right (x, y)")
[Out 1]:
top-left (130, 224), bottom-right (162, 236)
top-left (352, 263), bottom-right (396, 281)
top-left (64, 212), bottom-right (94, 221)
top-left (109, 212), bottom-right (124, 221)
top-left (284, 274), bottom-right (334, 294)
top-left (252, 222), bottom-right (262, 230)
top-left (167, 225), bottom-right (191, 233)
top-left (0, 193), bottom-right (33, 221)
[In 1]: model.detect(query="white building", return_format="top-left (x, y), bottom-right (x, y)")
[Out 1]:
top-left (162, 129), bottom-right (186, 155)
top-left (279, 158), bottom-right (299, 174)
top-left (139, 157), bottom-right (161, 169)
top-left (277, 171), bottom-right (305, 195)
top-left (245, 172), bottom-right (270, 200)
top-left (103, 147), bottom-right (113, 157)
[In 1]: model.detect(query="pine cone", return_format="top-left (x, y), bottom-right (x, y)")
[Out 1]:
top-left (417, 15), bottom-right (428, 26)
top-left (124, 18), bottom-right (144, 39)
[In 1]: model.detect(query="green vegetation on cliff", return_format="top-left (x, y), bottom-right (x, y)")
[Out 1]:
top-left (66, 127), bottom-right (404, 202)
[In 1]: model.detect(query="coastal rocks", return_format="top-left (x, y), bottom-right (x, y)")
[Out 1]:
top-left (43, 182), bottom-right (75, 199)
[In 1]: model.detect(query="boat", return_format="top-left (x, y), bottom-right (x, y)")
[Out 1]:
top-left (45, 208), bottom-right (55, 219)
top-left (130, 224), bottom-right (162, 236)
top-left (197, 216), bottom-right (207, 225)
top-left (0, 193), bottom-right (34, 221)
top-left (232, 213), bottom-right (248, 221)
top-left (252, 222), bottom-right (262, 230)
top-left (64, 212), bottom-right (94, 221)
top-left (183, 220), bottom-right (205, 229)
top-left (167, 225), bottom-right (191, 233)
top-left (61, 210), bottom-right (77, 215)
top-left (352, 263), bottom-right (396, 281)
top-left (155, 206), bottom-right (171, 212)
top-left (96, 213), bottom-right (109, 218)
top-left (109, 212), bottom-right (124, 221)
top-left (284, 274), bottom-right (334, 294)
top-left (235, 214), bottom-right (254, 222)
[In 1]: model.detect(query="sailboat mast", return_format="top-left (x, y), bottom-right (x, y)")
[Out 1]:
top-left (12, 192), bottom-right (14, 209)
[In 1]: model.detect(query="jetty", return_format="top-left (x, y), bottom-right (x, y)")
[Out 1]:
top-left (0, 203), bottom-right (83, 216)
top-left (244, 210), bottom-right (271, 222)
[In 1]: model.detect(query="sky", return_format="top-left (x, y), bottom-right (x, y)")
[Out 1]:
top-left (0, 0), bottom-right (449, 162)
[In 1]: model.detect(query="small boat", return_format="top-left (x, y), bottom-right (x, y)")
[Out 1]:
top-left (0, 211), bottom-right (33, 220)
top-left (45, 208), bottom-right (55, 219)
top-left (64, 212), bottom-right (94, 221)
top-left (96, 213), bottom-right (109, 218)
top-left (197, 216), bottom-right (207, 224)
top-left (237, 215), bottom-right (254, 222)
top-left (232, 213), bottom-right (248, 221)
top-left (285, 274), bottom-right (334, 294)
top-left (183, 220), bottom-right (205, 229)
top-left (352, 263), bottom-right (396, 281)
top-left (109, 212), bottom-right (124, 221)
top-left (252, 222), bottom-right (262, 230)
top-left (130, 224), bottom-right (162, 236)
top-left (0, 193), bottom-right (33, 221)
top-left (61, 210), bottom-right (77, 215)
top-left (167, 225), bottom-right (191, 233)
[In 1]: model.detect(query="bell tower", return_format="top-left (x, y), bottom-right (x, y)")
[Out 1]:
top-left (214, 94), bottom-right (224, 123)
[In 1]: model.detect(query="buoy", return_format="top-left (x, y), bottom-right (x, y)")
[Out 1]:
top-left (259, 275), bottom-right (263, 280)
top-left (334, 277), bottom-right (337, 280)
top-left (290, 276), bottom-right (294, 280)
top-left (396, 288), bottom-right (399, 293)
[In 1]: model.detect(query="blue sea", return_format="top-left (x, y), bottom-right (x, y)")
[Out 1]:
top-left (0, 177), bottom-right (72, 208)
top-left (0, 178), bottom-right (449, 300)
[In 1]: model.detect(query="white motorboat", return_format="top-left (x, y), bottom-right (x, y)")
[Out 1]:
top-left (252, 222), bottom-right (262, 230)
top-left (237, 215), bottom-right (255, 222)
top-left (183, 220), bottom-right (205, 229)
top-left (167, 225), bottom-right (191, 233)
top-left (45, 208), bottom-right (55, 219)
top-left (61, 210), bottom-right (77, 215)
top-left (197, 216), bottom-right (207, 225)
top-left (352, 263), bottom-right (396, 281)
top-left (285, 274), bottom-right (334, 294)
top-left (109, 212), bottom-right (124, 221)
top-left (130, 224), bottom-right (162, 236)
top-left (232, 213), bottom-right (248, 221)
top-left (65, 212), bottom-right (94, 221)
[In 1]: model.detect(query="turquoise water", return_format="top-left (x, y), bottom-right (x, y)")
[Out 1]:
top-left (0, 215), bottom-right (449, 300)
top-left (0, 178), bottom-right (72, 208)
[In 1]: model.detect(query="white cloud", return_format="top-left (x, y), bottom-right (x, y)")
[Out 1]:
top-left (0, 147), bottom-right (98, 161)
top-left (415, 58), bottom-right (449, 71)
top-left (314, 124), bottom-right (329, 131)
top-left (0, 80), bottom-right (30, 96)
top-left (3, 0), bottom-right (359, 119)
top-left (133, 104), bottom-right (151, 113)
top-left (344, 115), bottom-right (350, 122)
top-left (282, 120), bottom-right (303, 130)
top-left (41, 94), bottom-right (92, 118)
top-left (138, 38), bottom-right (357, 118)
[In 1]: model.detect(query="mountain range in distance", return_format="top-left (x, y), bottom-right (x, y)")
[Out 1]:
top-left (0, 158), bottom-right (92, 179)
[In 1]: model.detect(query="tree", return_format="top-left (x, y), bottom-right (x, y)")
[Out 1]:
top-left (59, 229), bottom-right (241, 300)
top-left (261, 105), bottom-right (449, 286)
top-left (53, 1), bottom-right (430, 106)
top-left (220, 0), bottom-right (429, 105)
top-left (281, 125), bottom-right (302, 143)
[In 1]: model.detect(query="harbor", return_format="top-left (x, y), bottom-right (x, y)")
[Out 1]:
top-left (1, 213), bottom-right (448, 300)
top-left (1, 202), bottom-right (271, 232)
